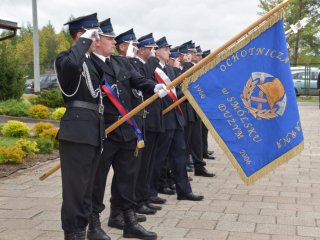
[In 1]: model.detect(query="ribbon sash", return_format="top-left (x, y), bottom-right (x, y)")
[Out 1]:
top-left (102, 80), bottom-right (144, 145)
top-left (154, 67), bottom-right (182, 113)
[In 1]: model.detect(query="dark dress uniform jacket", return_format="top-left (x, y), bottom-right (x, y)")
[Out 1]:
top-left (181, 62), bottom-right (199, 123)
top-left (160, 65), bottom-right (185, 130)
top-left (143, 57), bottom-right (165, 133)
top-left (55, 38), bottom-right (102, 147)
top-left (128, 57), bottom-right (147, 129)
top-left (90, 54), bottom-right (155, 143)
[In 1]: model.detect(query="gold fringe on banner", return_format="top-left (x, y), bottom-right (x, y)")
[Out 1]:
top-left (181, 10), bottom-right (284, 92)
top-left (181, 9), bottom-right (304, 185)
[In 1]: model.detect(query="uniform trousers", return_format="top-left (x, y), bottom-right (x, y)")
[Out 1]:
top-left (135, 131), bottom-right (160, 206)
top-left (92, 138), bottom-right (138, 213)
top-left (202, 122), bottom-right (209, 155)
top-left (184, 118), bottom-right (206, 170)
top-left (60, 141), bottom-right (101, 233)
top-left (150, 128), bottom-right (191, 197)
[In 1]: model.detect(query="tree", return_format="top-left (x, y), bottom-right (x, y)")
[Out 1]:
top-left (258, 0), bottom-right (320, 65)
top-left (15, 27), bottom-right (34, 77)
top-left (0, 37), bottom-right (26, 100)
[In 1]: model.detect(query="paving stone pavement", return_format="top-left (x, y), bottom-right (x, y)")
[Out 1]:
top-left (0, 102), bottom-right (320, 240)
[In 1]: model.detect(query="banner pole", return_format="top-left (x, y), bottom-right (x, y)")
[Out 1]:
top-left (39, 0), bottom-right (290, 181)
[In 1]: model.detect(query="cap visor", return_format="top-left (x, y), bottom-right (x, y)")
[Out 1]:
top-left (100, 31), bottom-right (116, 37)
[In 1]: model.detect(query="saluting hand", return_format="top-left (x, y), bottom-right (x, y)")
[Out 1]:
top-left (81, 29), bottom-right (100, 41)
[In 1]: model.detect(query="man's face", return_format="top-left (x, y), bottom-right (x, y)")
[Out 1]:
top-left (142, 47), bottom-right (155, 59)
top-left (190, 51), bottom-right (198, 62)
top-left (156, 46), bottom-right (170, 62)
top-left (119, 42), bottom-right (129, 56)
top-left (196, 55), bottom-right (203, 63)
top-left (179, 53), bottom-right (188, 63)
top-left (97, 35), bottom-right (116, 57)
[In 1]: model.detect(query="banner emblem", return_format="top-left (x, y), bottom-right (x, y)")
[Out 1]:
top-left (241, 72), bottom-right (287, 120)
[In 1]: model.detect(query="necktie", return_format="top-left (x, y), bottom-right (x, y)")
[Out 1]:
top-left (163, 65), bottom-right (167, 74)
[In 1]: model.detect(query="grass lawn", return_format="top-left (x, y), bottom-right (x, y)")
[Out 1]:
top-left (0, 136), bottom-right (18, 146)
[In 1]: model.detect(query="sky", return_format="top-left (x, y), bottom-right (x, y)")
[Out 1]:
top-left (1, 0), bottom-right (261, 51)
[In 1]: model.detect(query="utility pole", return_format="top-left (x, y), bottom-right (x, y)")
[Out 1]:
top-left (32, 0), bottom-right (40, 92)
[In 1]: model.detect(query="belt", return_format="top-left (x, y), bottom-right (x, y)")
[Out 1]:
top-left (104, 115), bottom-right (122, 121)
top-left (66, 100), bottom-right (104, 114)
top-left (104, 112), bottom-right (144, 121)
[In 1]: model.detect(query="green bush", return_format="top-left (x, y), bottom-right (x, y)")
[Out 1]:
top-left (0, 124), bottom-right (3, 135)
top-left (28, 95), bottom-right (38, 105)
top-left (32, 122), bottom-right (55, 137)
top-left (0, 99), bottom-right (31, 117)
top-left (0, 146), bottom-right (25, 164)
top-left (35, 88), bottom-right (64, 108)
top-left (51, 107), bottom-right (66, 120)
top-left (1, 120), bottom-right (30, 138)
top-left (39, 127), bottom-right (59, 148)
top-left (27, 104), bottom-right (49, 119)
top-left (36, 138), bottom-right (54, 154)
top-left (16, 138), bottom-right (39, 157)
top-left (0, 40), bottom-right (25, 101)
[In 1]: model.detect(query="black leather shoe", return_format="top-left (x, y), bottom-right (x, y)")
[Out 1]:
top-left (108, 211), bottom-right (146, 230)
top-left (203, 153), bottom-right (215, 159)
top-left (87, 213), bottom-right (110, 240)
top-left (135, 213), bottom-right (147, 222)
top-left (123, 209), bottom-right (157, 240)
top-left (149, 196), bottom-right (166, 204)
top-left (108, 216), bottom-right (124, 230)
top-left (207, 150), bottom-right (214, 155)
top-left (146, 203), bottom-right (162, 210)
top-left (177, 192), bottom-right (204, 201)
top-left (135, 204), bottom-right (157, 215)
top-left (159, 187), bottom-right (176, 195)
top-left (108, 208), bottom-right (124, 230)
top-left (194, 168), bottom-right (215, 177)
top-left (186, 165), bottom-right (193, 172)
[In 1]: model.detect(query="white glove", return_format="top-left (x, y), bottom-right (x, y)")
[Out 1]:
top-left (126, 41), bottom-right (138, 58)
top-left (154, 83), bottom-right (167, 93)
top-left (81, 29), bottom-right (100, 41)
top-left (158, 89), bottom-right (169, 98)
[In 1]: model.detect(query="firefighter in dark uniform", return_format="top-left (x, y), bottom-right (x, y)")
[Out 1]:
top-left (179, 41), bottom-right (215, 177)
top-left (90, 19), bottom-right (169, 240)
top-left (148, 37), bottom-right (204, 201)
top-left (55, 13), bottom-right (107, 240)
top-left (167, 47), bottom-right (181, 77)
top-left (114, 29), bottom-right (160, 217)
top-left (130, 34), bottom-right (169, 209)
top-left (159, 47), bottom-right (182, 194)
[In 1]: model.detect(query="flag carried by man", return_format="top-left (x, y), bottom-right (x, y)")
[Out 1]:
top-left (39, 1), bottom-right (303, 183)
top-left (180, 0), bottom-right (303, 185)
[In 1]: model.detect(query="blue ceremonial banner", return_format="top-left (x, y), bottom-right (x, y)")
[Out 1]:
top-left (181, 12), bottom-right (304, 185)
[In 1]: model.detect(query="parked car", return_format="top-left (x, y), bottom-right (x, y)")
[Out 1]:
top-left (25, 74), bottom-right (58, 93)
top-left (291, 67), bottom-right (320, 96)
